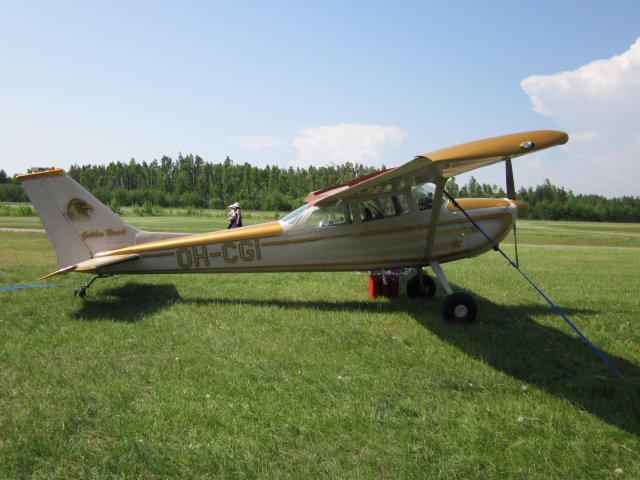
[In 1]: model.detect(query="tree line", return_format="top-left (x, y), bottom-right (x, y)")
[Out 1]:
top-left (1, 156), bottom-right (639, 222)
top-left (0, 156), bottom-right (378, 212)
top-left (445, 176), bottom-right (640, 223)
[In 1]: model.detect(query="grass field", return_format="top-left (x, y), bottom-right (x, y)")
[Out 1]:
top-left (1, 215), bottom-right (639, 478)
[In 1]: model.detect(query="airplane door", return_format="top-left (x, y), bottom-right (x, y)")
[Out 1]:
top-left (356, 194), bottom-right (427, 267)
top-left (299, 204), bottom-right (361, 270)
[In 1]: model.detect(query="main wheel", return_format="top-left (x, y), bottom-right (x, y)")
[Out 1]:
top-left (407, 274), bottom-right (436, 298)
top-left (441, 292), bottom-right (477, 323)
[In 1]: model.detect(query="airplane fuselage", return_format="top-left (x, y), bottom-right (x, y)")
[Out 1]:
top-left (88, 194), bottom-right (523, 276)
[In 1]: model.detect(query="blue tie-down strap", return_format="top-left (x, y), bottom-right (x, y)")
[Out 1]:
top-left (0, 283), bottom-right (66, 292)
top-left (443, 190), bottom-right (622, 378)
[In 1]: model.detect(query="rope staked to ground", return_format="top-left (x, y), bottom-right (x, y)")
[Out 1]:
top-left (443, 190), bottom-right (622, 378)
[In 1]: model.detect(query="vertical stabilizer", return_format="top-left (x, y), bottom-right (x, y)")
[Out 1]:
top-left (17, 168), bottom-right (140, 268)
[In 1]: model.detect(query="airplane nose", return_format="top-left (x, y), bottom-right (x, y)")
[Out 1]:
top-left (511, 200), bottom-right (529, 218)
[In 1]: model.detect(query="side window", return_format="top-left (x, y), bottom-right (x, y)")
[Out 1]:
top-left (412, 183), bottom-right (436, 211)
top-left (306, 204), bottom-right (352, 227)
top-left (359, 200), bottom-right (384, 221)
top-left (395, 193), bottom-right (411, 214)
top-left (360, 194), bottom-right (409, 221)
top-left (379, 196), bottom-right (396, 216)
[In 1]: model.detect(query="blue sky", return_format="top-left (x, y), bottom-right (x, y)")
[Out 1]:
top-left (1, 1), bottom-right (639, 196)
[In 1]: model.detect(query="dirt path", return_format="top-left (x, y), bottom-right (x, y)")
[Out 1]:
top-left (0, 227), bottom-right (45, 233)
top-left (519, 225), bottom-right (640, 237)
top-left (502, 242), bottom-right (638, 250)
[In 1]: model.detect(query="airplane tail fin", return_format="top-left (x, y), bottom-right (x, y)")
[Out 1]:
top-left (17, 168), bottom-right (141, 269)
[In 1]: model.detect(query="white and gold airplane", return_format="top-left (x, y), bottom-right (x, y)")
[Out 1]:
top-left (18, 130), bottom-right (568, 322)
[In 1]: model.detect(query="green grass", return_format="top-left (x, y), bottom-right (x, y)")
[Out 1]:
top-left (1, 219), bottom-right (639, 478)
top-left (515, 221), bottom-right (640, 248)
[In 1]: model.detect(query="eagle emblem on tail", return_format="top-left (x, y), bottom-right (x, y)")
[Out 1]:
top-left (67, 198), bottom-right (94, 222)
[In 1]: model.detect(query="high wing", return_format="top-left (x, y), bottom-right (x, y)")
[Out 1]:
top-left (310, 130), bottom-right (568, 205)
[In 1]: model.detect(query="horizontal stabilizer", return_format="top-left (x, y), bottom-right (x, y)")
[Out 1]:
top-left (40, 265), bottom-right (78, 280)
top-left (40, 254), bottom-right (140, 279)
top-left (75, 254), bottom-right (140, 273)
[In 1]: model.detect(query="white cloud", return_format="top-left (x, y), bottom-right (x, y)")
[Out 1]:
top-left (291, 123), bottom-right (408, 168)
top-left (230, 135), bottom-right (288, 149)
top-left (521, 37), bottom-right (640, 196)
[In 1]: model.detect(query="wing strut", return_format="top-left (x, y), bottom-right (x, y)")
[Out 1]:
top-left (424, 180), bottom-right (446, 259)
top-left (443, 189), bottom-right (621, 378)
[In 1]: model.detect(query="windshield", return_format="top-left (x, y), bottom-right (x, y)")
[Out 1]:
top-left (306, 204), bottom-right (352, 227)
top-left (279, 204), bottom-right (308, 225)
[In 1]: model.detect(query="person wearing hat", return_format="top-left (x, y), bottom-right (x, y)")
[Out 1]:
top-left (226, 203), bottom-right (236, 229)
top-left (233, 202), bottom-right (242, 228)
top-left (227, 202), bottom-right (242, 228)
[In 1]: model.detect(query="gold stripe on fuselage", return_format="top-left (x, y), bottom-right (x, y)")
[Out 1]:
top-left (95, 222), bottom-right (283, 257)
top-left (140, 252), bottom-right (176, 258)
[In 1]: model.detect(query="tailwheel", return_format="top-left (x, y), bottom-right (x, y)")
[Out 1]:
top-left (74, 286), bottom-right (87, 298)
top-left (442, 292), bottom-right (477, 323)
top-left (407, 273), bottom-right (436, 298)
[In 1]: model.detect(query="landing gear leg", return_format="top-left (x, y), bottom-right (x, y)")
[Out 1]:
top-left (74, 275), bottom-right (110, 298)
top-left (429, 261), bottom-right (477, 323)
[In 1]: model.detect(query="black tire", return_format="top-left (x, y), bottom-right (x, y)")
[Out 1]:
top-left (441, 292), bottom-right (477, 323)
top-left (407, 274), bottom-right (436, 298)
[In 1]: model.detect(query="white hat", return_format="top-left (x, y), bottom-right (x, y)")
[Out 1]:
top-left (232, 202), bottom-right (240, 208)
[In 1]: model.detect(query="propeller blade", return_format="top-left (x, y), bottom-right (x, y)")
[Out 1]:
top-left (505, 157), bottom-right (519, 267)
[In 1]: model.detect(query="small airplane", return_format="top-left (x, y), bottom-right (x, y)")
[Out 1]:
top-left (18, 130), bottom-right (568, 322)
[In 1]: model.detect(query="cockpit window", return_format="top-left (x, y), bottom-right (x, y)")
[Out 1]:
top-left (395, 193), bottom-right (410, 214)
top-left (280, 204), bottom-right (308, 225)
top-left (359, 193), bottom-right (410, 221)
top-left (359, 200), bottom-right (384, 221)
top-left (306, 204), bottom-right (352, 227)
top-left (412, 183), bottom-right (437, 211)
top-left (379, 196), bottom-right (396, 216)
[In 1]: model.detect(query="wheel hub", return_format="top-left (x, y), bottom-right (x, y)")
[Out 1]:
top-left (454, 304), bottom-right (468, 319)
